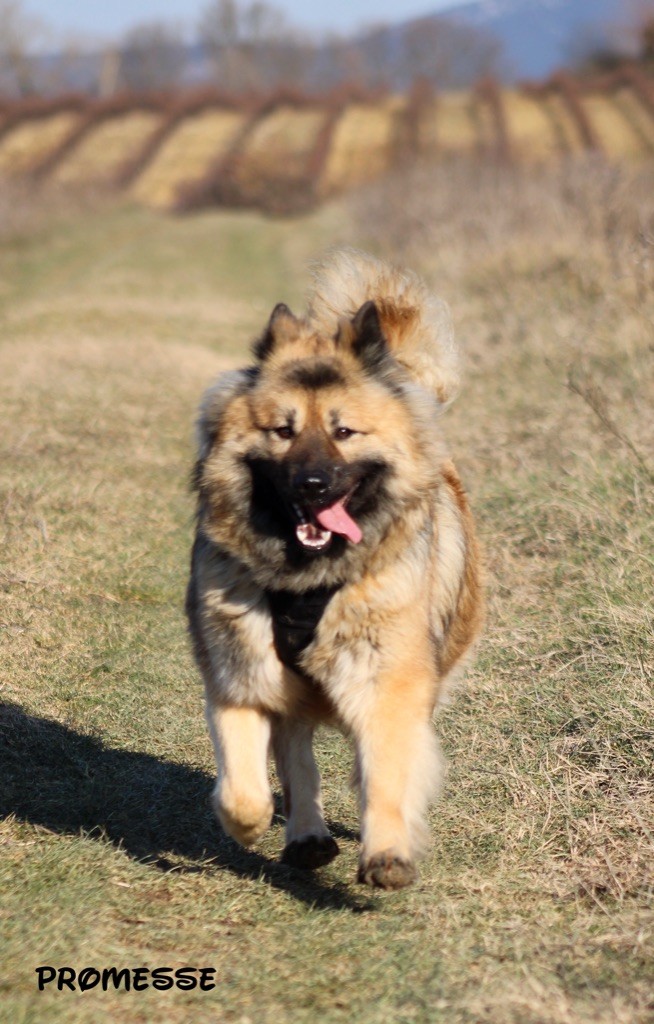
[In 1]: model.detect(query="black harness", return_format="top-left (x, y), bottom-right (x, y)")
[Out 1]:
top-left (265, 585), bottom-right (342, 675)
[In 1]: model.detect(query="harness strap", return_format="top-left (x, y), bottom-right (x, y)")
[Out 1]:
top-left (265, 585), bottom-right (342, 675)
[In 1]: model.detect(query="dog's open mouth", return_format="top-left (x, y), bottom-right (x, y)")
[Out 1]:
top-left (291, 497), bottom-right (362, 551)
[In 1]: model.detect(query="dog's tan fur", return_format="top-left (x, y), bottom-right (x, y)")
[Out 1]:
top-left (186, 249), bottom-right (483, 889)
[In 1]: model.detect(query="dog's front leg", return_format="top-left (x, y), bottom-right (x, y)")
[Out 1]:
top-left (272, 717), bottom-right (340, 870)
top-left (205, 702), bottom-right (274, 846)
top-left (353, 668), bottom-right (441, 890)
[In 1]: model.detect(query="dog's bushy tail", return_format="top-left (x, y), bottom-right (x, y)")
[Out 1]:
top-left (307, 248), bottom-right (460, 407)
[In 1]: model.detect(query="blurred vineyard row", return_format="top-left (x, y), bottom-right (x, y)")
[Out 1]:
top-left (1, 68), bottom-right (653, 214)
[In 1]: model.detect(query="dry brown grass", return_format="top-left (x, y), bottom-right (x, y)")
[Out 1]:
top-left (0, 112), bottom-right (81, 175)
top-left (2, 79), bottom-right (654, 215)
top-left (580, 95), bottom-right (648, 159)
top-left (540, 93), bottom-right (585, 154)
top-left (131, 109), bottom-right (247, 209)
top-left (353, 156), bottom-right (654, 296)
top-left (473, 92), bottom-right (497, 152)
top-left (418, 91), bottom-right (478, 157)
top-left (52, 111), bottom-right (164, 186)
top-left (502, 90), bottom-right (562, 161)
top-left (613, 87), bottom-right (654, 150)
top-left (232, 105), bottom-right (327, 196)
top-left (0, 163), bottom-right (652, 1023)
top-left (319, 97), bottom-right (405, 192)
top-left (0, 175), bottom-right (112, 244)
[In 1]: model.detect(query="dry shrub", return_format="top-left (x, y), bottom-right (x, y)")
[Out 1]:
top-left (350, 157), bottom-right (654, 502)
top-left (351, 156), bottom-right (654, 295)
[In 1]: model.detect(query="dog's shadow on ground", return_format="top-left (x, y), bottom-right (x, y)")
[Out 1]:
top-left (0, 701), bottom-right (372, 913)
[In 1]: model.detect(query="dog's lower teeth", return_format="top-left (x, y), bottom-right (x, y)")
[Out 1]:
top-left (296, 523), bottom-right (332, 549)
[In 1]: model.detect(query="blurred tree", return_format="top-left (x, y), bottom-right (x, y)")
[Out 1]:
top-left (394, 18), bottom-right (502, 89)
top-left (199, 0), bottom-right (293, 91)
top-left (357, 23), bottom-right (394, 90)
top-left (314, 33), bottom-right (365, 91)
top-left (197, 0), bottom-right (503, 94)
top-left (117, 21), bottom-right (187, 93)
top-left (570, 0), bottom-right (654, 73)
top-left (323, 17), bottom-right (504, 93)
top-left (0, 0), bottom-right (47, 96)
top-left (643, 16), bottom-right (654, 65)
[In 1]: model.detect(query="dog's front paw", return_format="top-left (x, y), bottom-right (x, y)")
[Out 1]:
top-left (357, 851), bottom-right (417, 890)
top-left (281, 834), bottom-right (340, 870)
top-left (213, 787), bottom-right (273, 847)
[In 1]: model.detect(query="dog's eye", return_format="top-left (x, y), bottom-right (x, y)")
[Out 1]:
top-left (334, 426), bottom-right (355, 440)
top-left (273, 426), bottom-right (294, 440)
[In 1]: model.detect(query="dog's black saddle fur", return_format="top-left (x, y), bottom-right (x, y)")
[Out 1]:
top-left (265, 585), bottom-right (342, 675)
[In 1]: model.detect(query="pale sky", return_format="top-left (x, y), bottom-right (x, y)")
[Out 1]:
top-left (25, 0), bottom-right (472, 44)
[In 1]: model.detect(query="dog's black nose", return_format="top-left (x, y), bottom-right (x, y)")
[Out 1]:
top-left (292, 468), bottom-right (330, 501)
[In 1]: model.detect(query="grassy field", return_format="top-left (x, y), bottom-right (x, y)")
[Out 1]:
top-left (1, 163), bottom-right (652, 1024)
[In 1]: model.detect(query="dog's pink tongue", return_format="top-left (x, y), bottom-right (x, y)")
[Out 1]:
top-left (315, 501), bottom-right (362, 544)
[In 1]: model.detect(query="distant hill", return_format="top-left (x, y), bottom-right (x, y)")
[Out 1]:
top-left (435, 0), bottom-right (628, 80)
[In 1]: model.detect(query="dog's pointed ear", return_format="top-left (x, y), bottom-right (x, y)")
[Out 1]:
top-left (253, 303), bottom-right (299, 360)
top-left (349, 300), bottom-right (389, 372)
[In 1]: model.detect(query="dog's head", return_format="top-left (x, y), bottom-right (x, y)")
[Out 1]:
top-left (194, 301), bottom-right (442, 588)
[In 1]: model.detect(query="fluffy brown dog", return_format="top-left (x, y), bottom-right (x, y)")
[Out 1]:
top-left (186, 249), bottom-right (483, 889)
